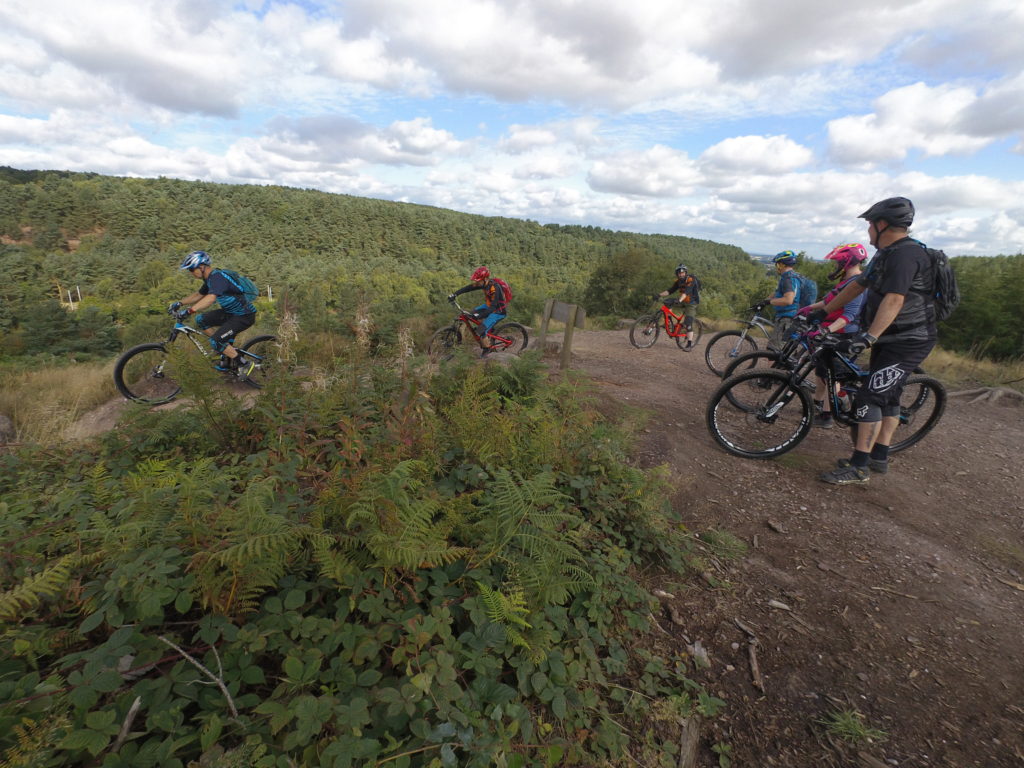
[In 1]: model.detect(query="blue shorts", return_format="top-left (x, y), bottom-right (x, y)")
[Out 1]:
top-left (474, 305), bottom-right (506, 335)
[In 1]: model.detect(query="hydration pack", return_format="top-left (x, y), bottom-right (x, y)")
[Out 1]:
top-left (912, 241), bottom-right (960, 322)
top-left (792, 272), bottom-right (818, 308)
top-left (215, 269), bottom-right (259, 303)
top-left (492, 277), bottom-right (513, 306)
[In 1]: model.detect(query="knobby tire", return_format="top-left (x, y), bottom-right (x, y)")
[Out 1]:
top-left (706, 369), bottom-right (813, 459)
top-left (705, 330), bottom-right (758, 376)
top-left (491, 322), bottom-right (528, 355)
top-left (113, 342), bottom-right (182, 405)
top-left (629, 315), bottom-right (661, 349)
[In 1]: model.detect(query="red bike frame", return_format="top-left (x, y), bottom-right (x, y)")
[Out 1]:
top-left (656, 302), bottom-right (692, 338)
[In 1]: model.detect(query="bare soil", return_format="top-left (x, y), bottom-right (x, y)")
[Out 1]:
top-left (560, 329), bottom-right (1024, 768)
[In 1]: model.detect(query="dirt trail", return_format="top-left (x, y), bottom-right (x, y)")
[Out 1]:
top-left (559, 329), bottom-right (1024, 768)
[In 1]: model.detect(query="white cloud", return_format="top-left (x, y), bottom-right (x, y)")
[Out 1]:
top-left (587, 145), bottom-right (700, 197)
top-left (701, 135), bottom-right (814, 178)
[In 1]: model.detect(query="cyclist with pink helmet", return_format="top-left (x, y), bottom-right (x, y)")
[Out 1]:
top-left (447, 266), bottom-right (511, 356)
top-left (797, 243), bottom-right (868, 428)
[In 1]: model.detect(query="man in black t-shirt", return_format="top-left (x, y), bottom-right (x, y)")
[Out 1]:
top-left (809, 197), bottom-right (937, 485)
top-left (657, 265), bottom-right (700, 348)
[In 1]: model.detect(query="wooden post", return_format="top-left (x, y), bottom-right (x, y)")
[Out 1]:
top-left (560, 305), bottom-right (578, 371)
top-left (539, 298), bottom-right (554, 346)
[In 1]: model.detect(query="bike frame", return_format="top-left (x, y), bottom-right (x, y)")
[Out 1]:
top-left (448, 299), bottom-right (517, 348)
top-left (732, 307), bottom-right (776, 346)
top-left (655, 302), bottom-right (692, 338)
top-left (165, 317), bottom-right (266, 364)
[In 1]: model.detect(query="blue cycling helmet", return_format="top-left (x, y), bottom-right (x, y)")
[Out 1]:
top-left (180, 250), bottom-right (211, 270)
top-left (773, 250), bottom-right (797, 266)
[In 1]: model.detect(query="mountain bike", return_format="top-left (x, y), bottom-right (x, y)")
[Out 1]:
top-left (705, 325), bottom-right (946, 459)
top-left (113, 307), bottom-right (277, 404)
top-left (428, 298), bottom-right (528, 361)
top-left (703, 301), bottom-right (777, 376)
top-left (629, 298), bottom-right (705, 352)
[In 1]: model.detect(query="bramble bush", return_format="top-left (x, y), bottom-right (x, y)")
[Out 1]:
top-left (0, 340), bottom-right (713, 767)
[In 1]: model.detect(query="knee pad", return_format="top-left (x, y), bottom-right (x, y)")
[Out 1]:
top-left (209, 336), bottom-right (228, 353)
top-left (195, 313), bottom-right (212, 330)
top-left (852, 389), bottom-right (884, 423)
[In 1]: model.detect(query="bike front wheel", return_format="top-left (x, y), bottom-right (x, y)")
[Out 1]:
top-left (238, 335), bottom-right (279, 388)
top-left (629, 315), bottom-right (661, 349)
top-left (113, 343), bottom-right (182, 404)
top-left (428, 327), bottom-right (463, 361)
top-left (490, 322), bottom-right (528, 355)
top-left (704, 330), bottom-right (757, 376)
top-left (674, 318), bottom-right (705, 351)
top-left (706, 369), bottom-right (813, 459)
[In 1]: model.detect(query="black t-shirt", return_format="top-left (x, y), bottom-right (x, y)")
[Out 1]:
top-left (857, 238), bottom-right (936, 341)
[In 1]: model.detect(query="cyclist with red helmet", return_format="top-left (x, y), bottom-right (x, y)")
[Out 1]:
top-left (447, 267), bottom-right (511, 356)
top-left (797, 243), bottom-right (868, 428)
top-left (657, 264), bottom-right (700, 349)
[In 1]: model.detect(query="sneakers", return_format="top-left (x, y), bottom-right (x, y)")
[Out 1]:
top-left (820, 464), bottom-right (869, 485)
top-left (685, 340), bottom-right (693, 350)
top-left (837, 456), bottom-right (889, 475)
top-left (812, 413), bottom-right (834, 429)
top-left (235, 360), bottom-right (257, 384)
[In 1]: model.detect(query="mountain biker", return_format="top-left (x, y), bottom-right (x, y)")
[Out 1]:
top-left (811, 197), bottom-right (938, 485)
top-left (657, 264), bottom-right (700, 349)
top-left (797, 243), bottom-right (868, 428)
top-left (171, 250), bottom-right (258, 382)
top-left (765, 251), bottom-right (800, 336)
top-left (447, 266), bottom-right (510, 357)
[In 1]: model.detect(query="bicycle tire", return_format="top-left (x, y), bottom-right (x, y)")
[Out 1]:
top-left (491, 322), bottom-right (528, 355)
top-left (674, 318), bottom-right (705, 351)
top-left (722, 349), bottom-right (782, 379)
top-left (113, 342), bottom-right (182, 405)
top-left (704, 330), bottom-right (757, 376)
top-left (706, 369), bottom-right (813, 459)
top-left (888, 374), bottom-right (947, 453)
top-left (428, 327), bottom-right (462, 361)
top-left (629, 315), bottom-right (661, 349)
top-left (238, 335), bottom-right (278, 388)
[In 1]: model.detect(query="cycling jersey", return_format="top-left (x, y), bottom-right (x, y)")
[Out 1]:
top-left (453, 279), bottom-right (509, 313)
top-left (823, 276), bottom-right (865, 333)
top-left (665, 275), bottom-right (700, 305)
top-left (773, 271), bottom-right (799, 318)
top-left (199, 270), bottom-right (257, 316)
top-left (857, 238), bottom-right (936, 342)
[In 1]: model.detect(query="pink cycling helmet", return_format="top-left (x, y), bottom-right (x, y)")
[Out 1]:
top-left (825, 242), bottom-right (868, 279)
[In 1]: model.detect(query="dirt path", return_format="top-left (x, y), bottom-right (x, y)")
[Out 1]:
top-left (558, 329), bottom-right (1024, 768)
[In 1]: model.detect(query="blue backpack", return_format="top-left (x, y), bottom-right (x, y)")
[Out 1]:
top-left (791, 272), bottom-right (818, 308)
top-left (215, 268), bottom-right (259, 303)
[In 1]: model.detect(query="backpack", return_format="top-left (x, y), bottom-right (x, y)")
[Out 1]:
top-left (492, 277), bottom-right (513, 306)
top-left (215, 268), bottom-right (259, 303)
top-left (791, 272), bottom-right (818, 308)
top-left (913, 241), bottom-right (960, 322)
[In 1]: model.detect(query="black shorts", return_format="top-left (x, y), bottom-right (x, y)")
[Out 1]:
top-left (855, 337), bottom-right (936, 413)
top-left (197, 310), bottom-right (255, 349)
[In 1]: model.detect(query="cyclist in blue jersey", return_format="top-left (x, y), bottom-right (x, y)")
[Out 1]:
top-left (765, 251), bottom-right (800, 336)
top-left (171, 250), bottom-right (258, 381)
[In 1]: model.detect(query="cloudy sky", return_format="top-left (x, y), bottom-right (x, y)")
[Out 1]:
top-left (2, 0), bottom-right (1023, 257)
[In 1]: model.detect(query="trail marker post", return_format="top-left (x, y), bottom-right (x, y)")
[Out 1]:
top-left (539, 299), bottom-right (586, 371)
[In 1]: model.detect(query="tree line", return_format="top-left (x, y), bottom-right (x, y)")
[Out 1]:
top-left (0, 166), bottom-right (1020, 361)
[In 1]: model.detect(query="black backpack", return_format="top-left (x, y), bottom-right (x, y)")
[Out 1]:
top-left (913, 241), bottom-right (960, 321)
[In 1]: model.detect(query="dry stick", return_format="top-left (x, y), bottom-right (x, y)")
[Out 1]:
top-left (110, 695), bottom-right (142, 753)
top-left (158, 636), bottom-right (241, 723)
top-left (748, 641), bottom-right (765, 692)
top-left (677, 716), bottom-right (701, 768)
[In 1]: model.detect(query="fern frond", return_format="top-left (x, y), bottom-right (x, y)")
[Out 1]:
top-left (0, 555), bottom-right (77, 621)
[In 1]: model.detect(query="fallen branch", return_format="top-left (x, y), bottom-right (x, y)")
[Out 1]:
top-left (158, 636), bottom-right (240, 723)
top-left (110, 695), bottom-right (142, 753)
top-left (949, 386), bottom-right (1024, 405)
top-left (871, 585), bottom-right (939, 603)
top-left (677, 717), bottom-right (701, 768)
top-left (748, 641), bottom-right (765, 692)
top-left (995, 576), bottom-right (1024, 593)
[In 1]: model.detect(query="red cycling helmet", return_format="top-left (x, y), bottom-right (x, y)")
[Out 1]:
top-left (825, 243), bottom-right (868, 280)
top-left (471, 266), bottom-right (490, 281)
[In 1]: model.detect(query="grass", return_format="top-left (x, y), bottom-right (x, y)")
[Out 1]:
top-left (919, 346), bottom-right (1024, 391)
top-left (817, 708), bottom-right (888, 745)
top-left (0, 360), bottom-right (117, 444)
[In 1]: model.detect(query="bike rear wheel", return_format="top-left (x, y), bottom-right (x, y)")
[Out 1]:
top-left (238, 335), bottom-right (278, 388)
top-left (889, 374), bottom-right (947, 453)
top-left (705, 330), bottom-right (757, 376)
top-left (674, 318), bottom-right (705, 351)
top-left (490, 322), bottom-right (528, 355)
top-left (629, 315), bottom-right (661, 349)
top-left (114, 343), bottom-right (182, 404)
top-left (428, 327), bottom-right (463, 361)
top-left (706, 369), bottom-right (813, 459)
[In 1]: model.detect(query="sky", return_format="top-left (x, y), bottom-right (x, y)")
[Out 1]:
top-left (1, 0), bottom-right (1023, 258)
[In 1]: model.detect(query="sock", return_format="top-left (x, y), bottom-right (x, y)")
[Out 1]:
top-left (850, 450), bottom-right (870, 469)
top-left (870, 444), bottom-right (890, 462)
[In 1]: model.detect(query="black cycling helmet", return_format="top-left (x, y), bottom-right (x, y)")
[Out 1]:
top-left (675, 264), bottom-right (689, 275)
top-left (858, 197), bottom-right (914, 228)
